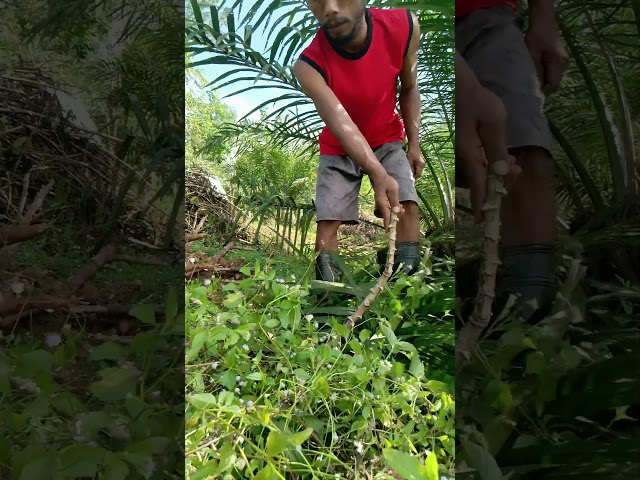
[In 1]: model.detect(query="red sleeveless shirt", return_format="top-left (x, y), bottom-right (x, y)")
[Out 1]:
top-left (456, 0), bottom-right (518, 18)
top-left (299, 8), bottom-right (413, 156)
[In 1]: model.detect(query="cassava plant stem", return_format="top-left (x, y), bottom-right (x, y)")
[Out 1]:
top-left (345, 206), bottom-right (400, 329)
top-left (455, 171), bottom-right (506, 371)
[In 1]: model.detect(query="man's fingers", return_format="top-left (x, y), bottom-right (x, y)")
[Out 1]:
top-left (542, 55), bottom-right (567, 94)
top-left (469, 174), bottom-right (486, 224)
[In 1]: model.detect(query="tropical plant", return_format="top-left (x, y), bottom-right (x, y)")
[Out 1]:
top-left (185, 0), bottom-right (455, 230)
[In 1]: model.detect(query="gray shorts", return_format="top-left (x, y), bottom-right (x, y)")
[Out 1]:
top-left (315, 141), bottom-right (419, 224)
top-left (456, 5), bottom-right (552, 153)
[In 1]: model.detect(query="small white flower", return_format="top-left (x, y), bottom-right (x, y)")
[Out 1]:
top-left (45, 308), bottom-right (55, 313)
top-left (246, 333), bottom-right (252, 340)
top-left (246, 400), bottom-right (254, 407)
top-left (236, 375), bottom-right (241, 380)
top-left (11, 282), bottom-right (25, 295)
top-left (189, 257), bottom-right (196, 263)
top-left (291, 275), bottom-right (296, 281)
top-left (332, 434), bottom-right (339, 443)
top-left (295, 445), bottom-right (302, 453)
top-left (239, 398), bottom-right (244, 404)
top-left (239, 381), bottom-right (246, 387)
top-left (234, 388), bottom-right (240, 393)
top-left (305, 314), bottom-right (314, 321)
top-left (237, 436), bottom-right (245, 444)
top-left (327, 364), bottom-right (333, 369)
top-left (203, 278), bottom-right (212, 286)
top-left (314, 322), bottom-right (319, 329)
top-left (44, 333), bottom-right (62, 348)
top-left (354, 440), bottom-right (363, 454)
top-left (211, 362), bottom-right (219, 370)
top-left (276, 278), bottom-right (285, 283)
top-left (242, 344), bottom-right (249, 351)
top-left (331, 393), bottom-right (338, 401)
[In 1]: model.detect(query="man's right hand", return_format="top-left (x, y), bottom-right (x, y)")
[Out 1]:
top-left (455, 51), bottom-right (520, 223)
top-left (372, 171), bottom-right (404, 232)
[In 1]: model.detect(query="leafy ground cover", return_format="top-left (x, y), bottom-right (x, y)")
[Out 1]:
top-left (184, 232), bottom-right (455, 480)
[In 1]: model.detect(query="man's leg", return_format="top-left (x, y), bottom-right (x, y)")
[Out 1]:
top-left (376, 141), bottom-right (422, 275)
top-left (456, 6), bottom-right (558, 321)
top-left (314, 153), bottom-right (363, 281)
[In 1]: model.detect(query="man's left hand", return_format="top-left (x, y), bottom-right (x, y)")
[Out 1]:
top-left (407, 146), bottom-right (425, 179)
top-left (525, 19), bottom-right (569, 96)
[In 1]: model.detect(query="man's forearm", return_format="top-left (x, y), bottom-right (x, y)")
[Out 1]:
top-left (400, 84), bottom-right (421, 149)
top-left (528, 0), bottom-right (556, 23)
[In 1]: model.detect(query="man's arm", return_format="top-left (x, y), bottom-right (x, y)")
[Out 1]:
top-left (525, 0), bottom-right (568, 94)
top-left (399, 11), bottom-right (421, 153)
top-left (293, 60), bottom-right (403, 229)
top-left (294, 60), bottom-right (388, 180)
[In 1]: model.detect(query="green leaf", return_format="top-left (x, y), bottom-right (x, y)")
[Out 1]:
top-left (50, 392), bottom-right (84, 417)
top-left (18, 349), bottom-right (53, 375)
top-left (188, 393), bottom-right (218, 409)
top-left (461, 439), bottom-right (504, 480)
top-left (290, 427), bottom-right (313, 446)
top-left (18, 455), bottom-right (54, 480)
top-left (129, 304), bottom-right (156, 325)
top-left (382, 448), bottom-right (427, 480)
top-left (89, 367), bottom-right (138, 402)
top-left (186, 330), bottom-right (208, 362)
top-left (409, 355), bottom-right (425, 379)
top-left (246, 372), bottom-right (263, 381)
top-left (99, 455), bottom-right (129, 480)
top-left (265, 430), bottom-right (289, 456)
top-left (76, 411), bottom-right (113, 437)
top-left (255, 463), bottom-right (279, 480)
top-left (424, 451), bottom-right (439, 480)
top-left (127, 437), bottom-right (169, 456)
top-left (59, 443), bottom-right (107, 478)
top-left (223, 292), bottom-right (244, 308)
top-left (88, 341), bottom-right (125, 362)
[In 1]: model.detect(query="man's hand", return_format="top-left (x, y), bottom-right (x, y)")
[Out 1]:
top-left (526, 2), bottom-right (569, 95)
top-left (407, 145), bottom-right (425, 179)
top-left (455, 51), bottom-right (520, 223)
top-left (372, 172), bottom-right (404, 232)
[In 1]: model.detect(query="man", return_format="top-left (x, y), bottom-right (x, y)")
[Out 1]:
top-left (456, 0), bottom-right (569, 321)
top-left (293, 0), bottom-right (424, 282)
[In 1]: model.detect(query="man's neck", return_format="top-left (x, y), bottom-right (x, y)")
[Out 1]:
top-left (342, 11), bottom-right (368, 52)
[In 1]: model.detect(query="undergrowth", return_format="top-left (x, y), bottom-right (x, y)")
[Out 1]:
top-left (184, 236), bottom-right (456, 479)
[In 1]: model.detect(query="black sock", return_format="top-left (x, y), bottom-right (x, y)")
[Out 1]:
top-left (495, 244), bottom-right (558, 323)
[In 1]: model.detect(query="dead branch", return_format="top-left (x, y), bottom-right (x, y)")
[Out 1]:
top-left (455, 171), bottom-right (506, 371)
top-left (211, 241), bottom-right (235, 264)
top-left (21, 179), bottom-right (54, 225)
top-left (185, 233), bottom-right (207, 243)
top-left (66, 244), bottom-right (117, 291)
top-left (111, 254), bottom-right (168, 266)
top-left (0, 223), bottom-right (52, 246)
top-left (345, 207), bottom-right (400, 329)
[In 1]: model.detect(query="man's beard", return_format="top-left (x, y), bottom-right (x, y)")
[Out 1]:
top-left (323, 8), bottom-right (365, 46)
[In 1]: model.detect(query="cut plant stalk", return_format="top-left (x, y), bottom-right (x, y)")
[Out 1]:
top-left (345, 206), bottom-right (400, 329)
top-left (456, 167), bottom-right (506, 371)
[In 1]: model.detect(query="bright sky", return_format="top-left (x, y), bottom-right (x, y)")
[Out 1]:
top-left (187, 0), bottom-right (314, 122)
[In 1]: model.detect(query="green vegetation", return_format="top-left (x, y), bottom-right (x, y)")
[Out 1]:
top-left (455, 2), bottom-right (640, 478)
top-left (185, 0), bottom-right (455, 478)
top-left (1, 1), bottom-right (183, 478)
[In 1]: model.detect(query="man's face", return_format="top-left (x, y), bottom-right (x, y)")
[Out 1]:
top-left (307, 0), bottom-right (366, 46)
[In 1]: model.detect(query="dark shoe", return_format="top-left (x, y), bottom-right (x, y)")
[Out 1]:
top-left (377, 242), bottom-right (421, 276)
top-left (315, 251), bottom-right (342, 282)
top-left (494, 244), bottom-right (558, 324)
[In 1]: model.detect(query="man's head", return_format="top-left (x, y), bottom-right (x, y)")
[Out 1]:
top-left (307, 0), bottom-right (367, 46)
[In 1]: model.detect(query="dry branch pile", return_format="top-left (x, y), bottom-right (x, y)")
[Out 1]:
top-left (184, 237), bottom-right (251, 281)
top-left (185, 168), bottom-right (250, 241)
top-left (0, 66), bottom-right (169, 239)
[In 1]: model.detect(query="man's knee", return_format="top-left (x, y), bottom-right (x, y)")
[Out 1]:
top-left (510, 146), bottom-right (555, 191)
top-left (400, 200), bottom-right (420, 216)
